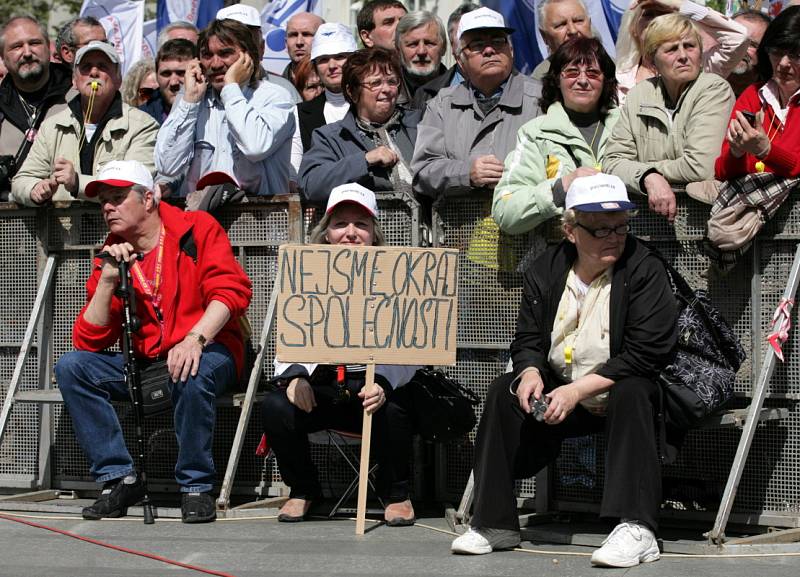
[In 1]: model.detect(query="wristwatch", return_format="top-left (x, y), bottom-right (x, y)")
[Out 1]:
top-left (187, 331), bottom-right (207, 348)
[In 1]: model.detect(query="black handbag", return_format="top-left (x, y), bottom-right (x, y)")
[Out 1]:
top-left (658, 260), bottom-right (746, 429)
top-left (406, 368), bottom-right (480, 442)
top-left (136, 359), bottom-right (173, 417)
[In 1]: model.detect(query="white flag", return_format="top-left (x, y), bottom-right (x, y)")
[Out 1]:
top-left (142, 19), bottom-right (157, 60)
top-left (261, 0), bottom-right (322, 74)
top-left (80, 0), bottom-right (145, 77)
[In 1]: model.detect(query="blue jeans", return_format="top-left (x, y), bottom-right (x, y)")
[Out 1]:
top-left (55, 343), bottom-right (235, 493)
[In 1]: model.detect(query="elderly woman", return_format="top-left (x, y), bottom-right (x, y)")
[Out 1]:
top-left (615, 0), bottom-right (747, 103)
top-left (451, 174), bottom-right (677, 568)
top-left (292, 57), bottom-right (323, 103)
top-left (493, 37), bottom-right (619, 235)
top-left (298, 47), bottom-right (421, 205)
top-left (261, 183), bottom-right (418, 526)
top-left (716, 6), bottom-right (800, 180)
top-left (604, 13), bottom-right (735, 223)
top-left (121, 59), bottom-right (157, 107)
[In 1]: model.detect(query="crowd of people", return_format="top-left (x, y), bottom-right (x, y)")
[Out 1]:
top-left (0, 0), bottom-right (799, 568)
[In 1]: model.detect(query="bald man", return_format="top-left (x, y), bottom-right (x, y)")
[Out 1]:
top-left (282, 12), bottom-right (324, 83)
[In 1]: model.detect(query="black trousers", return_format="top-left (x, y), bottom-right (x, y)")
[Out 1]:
top-left (471, 372), bottom-right (662, 532)
top-left (261, 375), bottom-right (413, 503)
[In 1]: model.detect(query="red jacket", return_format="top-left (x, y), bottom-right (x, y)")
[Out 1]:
top-left (715, 83), bottom-right (800, 180)
top-left (73, 202), bottom-right (253, 375)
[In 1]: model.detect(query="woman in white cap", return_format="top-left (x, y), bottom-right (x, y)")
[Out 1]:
top-left (261, 183), bottom-right (419, 526)
top-left (452, 173), bottom-right (678, 568)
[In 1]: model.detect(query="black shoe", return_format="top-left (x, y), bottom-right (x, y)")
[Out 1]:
top-left (181, 492), bottom-right (216, 523)
top-left (82, 477), bottom-right (145, 520)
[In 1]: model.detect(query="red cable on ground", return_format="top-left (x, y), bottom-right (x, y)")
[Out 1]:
top-left (0, 512), bottom-right (239, 577)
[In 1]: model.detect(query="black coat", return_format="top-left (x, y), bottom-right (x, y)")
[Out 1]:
top-left (297, 92), bottom-right (327, 151)
top-left (512, 235), bottom-right (678, 387)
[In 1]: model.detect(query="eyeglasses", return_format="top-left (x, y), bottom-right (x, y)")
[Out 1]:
top-left (561, 67), bottom-right (603, 81)
top-left (463, 36), bottom-right (509, 54)
top-left (575, 222), bottom-right (631, 238)
top-left (138, 86), bottom-right (156, 100)
top-left (360, 76), bottom-right (401, 91)
top-left (766, 47), bottom-right (800, 64)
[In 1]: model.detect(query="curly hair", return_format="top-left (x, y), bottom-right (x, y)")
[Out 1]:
top-left (540, 36), bottom-right (618, 115)
top-left (120, 59), bottom-right (155, 106)
top-left (341, 47), bottom-right (402, 106)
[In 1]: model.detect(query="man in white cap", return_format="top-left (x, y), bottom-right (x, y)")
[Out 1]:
top-left (55, 159), bottom-right (252, 523)
top-left (282, 12), bottom-right (325, 83)
top-left (11, 41), bottom-right (159, 205)
top-left (411, 6), bottom-right (541, 199)
top-left (216, 3), bottom-right (301, 104)
top-left (296, 22), bottom-right (357, 152)
top-left (155, 19), bottom-right (295, 197)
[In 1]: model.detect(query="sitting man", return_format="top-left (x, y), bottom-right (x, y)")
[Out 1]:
top-left (155, 18), bottom-right (295, 197)
top-left (55, 159), bottom-right (252, 523)
top-left (140, 38), bottom-right (197, 124)
top-left (411, 7), bottom-right (542, 199)
top-left (11, 41), bottom-right (159, 205)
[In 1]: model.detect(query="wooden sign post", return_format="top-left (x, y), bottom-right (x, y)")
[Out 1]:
top-left (276, 244), bottom-right (459, 534)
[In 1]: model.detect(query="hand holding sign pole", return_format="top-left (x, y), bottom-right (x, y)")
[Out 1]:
top-left (276, 244), bottom-right (459, 535)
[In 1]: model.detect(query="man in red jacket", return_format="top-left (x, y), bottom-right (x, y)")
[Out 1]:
top-left (55, 160), bottom-right (252, 523)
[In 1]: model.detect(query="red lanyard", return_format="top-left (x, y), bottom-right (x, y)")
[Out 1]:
top-left (131, 224), bottom-right (165, 325)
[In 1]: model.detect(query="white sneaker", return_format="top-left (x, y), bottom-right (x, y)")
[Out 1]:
top-left (590, 521), bottom-right (660, 567)
top-left (451, 527), bottom-right (521, 555)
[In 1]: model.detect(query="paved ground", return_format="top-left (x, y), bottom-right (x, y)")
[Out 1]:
top-left (0, 498), bottom-right (798, 577)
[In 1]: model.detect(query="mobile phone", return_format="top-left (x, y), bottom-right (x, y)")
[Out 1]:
top-left (741, 110), bottom-right (757, 126)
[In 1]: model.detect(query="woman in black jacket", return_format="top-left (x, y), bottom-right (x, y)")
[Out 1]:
top-left (451, 173), bottom-right (678, 568)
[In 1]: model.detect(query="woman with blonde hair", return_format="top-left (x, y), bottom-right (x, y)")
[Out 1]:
top-left (120, 59), bottom-right (157, 107)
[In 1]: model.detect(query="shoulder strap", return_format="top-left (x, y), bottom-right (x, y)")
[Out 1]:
top-left (179, 229), bottom-right (197, 263)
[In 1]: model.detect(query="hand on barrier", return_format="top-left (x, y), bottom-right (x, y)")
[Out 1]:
top-left (470, 155), bottom-right (505, 189)
top-left (30, 177), bottom-right (58, 205)
top-left (644, 172), bottom-right (677, 223)
top-left (287, 377), bottom-right (317, 413)
top-left (562, 166), bottom-right (600, 192)
top-left (365, 146), bottom-right (398, 168)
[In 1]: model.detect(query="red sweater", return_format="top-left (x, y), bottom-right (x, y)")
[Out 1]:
top-left (715, 83), bottom-right (800, 180)
top-left (73, 202), bottom-right (253, 375)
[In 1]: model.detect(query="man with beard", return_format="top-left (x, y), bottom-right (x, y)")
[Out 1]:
top-left (140, 39), bottom-right (197, 124)
top-left (282, 12), bottom-right (325, 83)
top-left (11, 41), bottom-right (159, 205)
top-left (395, 11), bottom-right (447, 103)
top-left (728, 10), bottom-right (771, 97)
top-left (0, 14), bottom-right (73, 199)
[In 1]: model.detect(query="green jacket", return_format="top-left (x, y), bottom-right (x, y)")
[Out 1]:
top-left (492, 102), bottom-right (620, 235)
top-left (604, 72), bottom-right (734, 193)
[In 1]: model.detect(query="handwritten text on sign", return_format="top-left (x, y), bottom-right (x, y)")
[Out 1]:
top-left (276, 245), bottom-right (459, 365)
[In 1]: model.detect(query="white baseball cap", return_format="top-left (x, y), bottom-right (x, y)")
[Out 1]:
top-left (457, 7), bottom-right (514, 40)
top-left (326, 183), bottom-right (378, 217)
top-left (75, 41), bottom-right (120, 67)
top-left (565, 173), bottom-right (635, 212)
top-left (85, 160), bottom-right (154, 198)
top-left (217, 4), bottom-right (261, 28)
top-left (310, 23), bottom-right (357, 61)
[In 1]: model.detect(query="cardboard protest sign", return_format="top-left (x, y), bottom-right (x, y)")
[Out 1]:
top-left (276, 244), bottom-right (459, 366)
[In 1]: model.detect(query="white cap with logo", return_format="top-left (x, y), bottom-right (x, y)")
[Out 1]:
top-left (565, 173), bottom-right (636, 212)
top-left (217, 4), bottom-right (261, 28)
top-left (75, 41), bottom-right (120, 67)
top-left (310, 22), bottom-right (357, 61)
top-left (457, 7), bottom-right (514, 40)
top-left (84, 160), bottom-right (154, 198)
top-left (326, 183), bottom-right (378, 217)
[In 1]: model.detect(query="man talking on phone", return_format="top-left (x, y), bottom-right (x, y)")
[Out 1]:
top-left (155, 19), bottom-right (295, 197)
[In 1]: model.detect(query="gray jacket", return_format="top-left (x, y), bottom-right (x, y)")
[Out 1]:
top-left (299, 107), bottom-right (421, 205)
top-left (410, 71), bottom-right (542, 198)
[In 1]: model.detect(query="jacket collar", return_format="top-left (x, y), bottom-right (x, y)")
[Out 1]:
top-left (635, 75), bottom-right (700, 126)
top-left (63, 91), bottom-right (124, 130)
top-left (451, 69), bottom-right (523, 109)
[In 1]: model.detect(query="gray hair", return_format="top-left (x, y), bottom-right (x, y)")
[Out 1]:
top-left (132, 183), bottom-right (159, 207)
top-left (309, 210), bottom-right (386, 246)
top-left (537, 0), bottom-right (589, 31)
top-left (0, 13), bottom-right (49, 54)
top-left (56, 16), bottom-right (103, 56)
top-left (395, 10), bottom-right (447, 50)
top-left (156, 21), bottom-right (198, 49)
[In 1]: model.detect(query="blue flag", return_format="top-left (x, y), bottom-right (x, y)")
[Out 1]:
top-left (157, 0), bottom-right (223, 33)
top-left (483, 0), bottom-right (544, 74)
top-left (600, 0), bottom-right (627, 42)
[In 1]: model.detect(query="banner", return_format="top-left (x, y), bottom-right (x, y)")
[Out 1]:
top-left (156, 0), bottom-right (223, 33)
top-left (142, 19), bottom-right (157, 60)
top-left (261, 0), bottom-right (321, 74)
top-left (276, 245), bottom-right (459, 366)
top-left (80, 0), bottom-right (144, 76)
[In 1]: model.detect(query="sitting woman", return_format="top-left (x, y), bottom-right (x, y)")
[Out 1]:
top-left (615, 0), bottom-right (747, 104)
top-left (716, 6), bottom-right (800, 180)
top-left (451, 174), bottom-right (678, 568)
top-left (261, 183), bottom-right (418, 526)
top-left (299, 47), bottom-right (421, 205)
top-left (493, 37), bottom-right (620, 235)
top-left (604, 13), bottom-right (735, 223)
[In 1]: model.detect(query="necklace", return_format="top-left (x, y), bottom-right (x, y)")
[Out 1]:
top-left (16, 93), bottom-right (40, 143)
top-left (588, 120), bottom-right (603, 170)
top-left (755, 111), bottom-right (782, 173)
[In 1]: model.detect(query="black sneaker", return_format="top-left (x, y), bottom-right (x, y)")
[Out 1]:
top-left (82, 477), bottom-right (145, 520)
top-left (181, 492), bottom-right (217, 523)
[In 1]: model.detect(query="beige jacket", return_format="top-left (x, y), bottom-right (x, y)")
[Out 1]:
top-left (11, 98), bottom-right (159, 206)
top-left (604, 72), bottom-right (734, 193)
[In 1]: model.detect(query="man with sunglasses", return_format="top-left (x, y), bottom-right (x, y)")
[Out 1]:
top-left (411, 7), bottom-right (541, 199)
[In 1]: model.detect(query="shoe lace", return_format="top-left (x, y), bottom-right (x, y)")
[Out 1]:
top-left (601, 522), bottom-right (641, 547)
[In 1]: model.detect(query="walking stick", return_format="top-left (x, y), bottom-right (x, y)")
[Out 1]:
top-left (115, 253), bottom-right (156, 525)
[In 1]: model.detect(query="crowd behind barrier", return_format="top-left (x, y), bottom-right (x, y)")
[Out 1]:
top-left (1, 189), bottom-right (800, 525)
